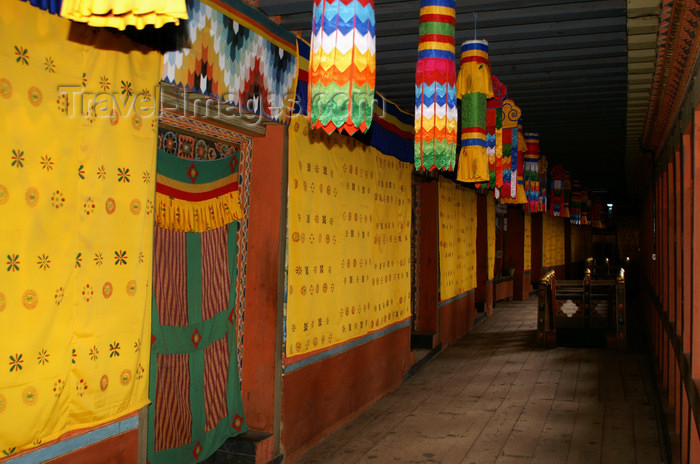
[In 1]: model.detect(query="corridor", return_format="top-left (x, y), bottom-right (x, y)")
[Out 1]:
top-left (298, 298), bottom-right (673, 464)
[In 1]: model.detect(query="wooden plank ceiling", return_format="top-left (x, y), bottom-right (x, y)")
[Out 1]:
top-left (257, 0), bottom-right (660, 204)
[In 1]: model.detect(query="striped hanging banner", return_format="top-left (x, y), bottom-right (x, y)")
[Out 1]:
top-left (501, 120), bottom-right (528, 205)
top-left (414, 0), bottom-right (457, 171)
top-left (538, 155), bottom-right (549, 213)
top-left (523, 132), bottom-right (540, 212)
top-left (308, 0), bottom-right (376, 135)
top-left (501, 99), bottom-right (520, 199)
top-left (486, 76), bottom-right (506, 193)
top-left (456, 39), bottom-right (493, 183)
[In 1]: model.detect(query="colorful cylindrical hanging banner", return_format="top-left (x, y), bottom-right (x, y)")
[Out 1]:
top-left (456, 39), bottom-right (493, 182)
top-left (523, 132), bottom-right (540, 212)
top-left (309, 0), bottom-right (376, 135)
top-left (414, 0), bottom-right (458, 171)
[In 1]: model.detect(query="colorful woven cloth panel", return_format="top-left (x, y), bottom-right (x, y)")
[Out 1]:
top-left (0, 1), bottom-right (161, 456)
top-left (456, 39), bottom-right (493, 183)
top-left (562, 172), bottom-right (572, 218)
top-left (438, 177), bottom-right (477, 300)
top-left (523, 132), bottom-right (540, 212)
top-left (154, 150), bottom-right (244, 233)
top-left (162, 0), bottom-right (298, 124)
top-left (286, 115), bottom-right (411, 359)
top-left (501, 99), bottom-right (520, 199)
top-left (549, 164), bottom-right (567, 217)
top-left (149, 152), bottom-right (247, 462)
top-left (524, 212), bottom-right (532, 272)
top-left (413, 0), bottom-right (457, 171)
top-left (486, 76), bottom-right (506, 193)
top-left (309, 0), bottom-right (376, 135)
top-left (542, 215), bottom-right (565, 269)
top-left (500, 121), bottom-right (527, 205)
top-left (538, 155), bottom-right (548, 213)
top-left (296, 38), bottom-right (414, 162)
top-left (486, 195), bottom-right (495, 281)
top-left (60, 0), bottom-right (187, 30)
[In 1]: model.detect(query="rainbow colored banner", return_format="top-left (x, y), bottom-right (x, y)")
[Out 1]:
top-left (414, 0), bottom-right (457, 171)
top-left (309, 0), bottom-right (376, 135)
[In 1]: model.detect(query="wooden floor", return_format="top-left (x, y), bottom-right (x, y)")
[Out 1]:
top-left (297, 298), bottom-right (676, 464)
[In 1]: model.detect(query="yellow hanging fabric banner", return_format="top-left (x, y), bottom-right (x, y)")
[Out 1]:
top-left (486, 195), bottom-right (495, 281)
top-left (60, 0), bottom-right (187, 30)
top-left (286, 115), bottom-right (411, 359)
top-left (542, 214), bottom-right (566, 269)
top-left (0, 2), bottom-right (161, 456)
top-left (438, 177), bottom-right (477, 300)
top-left (524, 212), bottom-right (532, 272)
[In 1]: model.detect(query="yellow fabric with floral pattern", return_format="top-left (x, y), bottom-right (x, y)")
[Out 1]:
top-left (524, 212), bottom-right (532, 271)
top-left (286, 115), bottom-right (411, 358)
top-left (542, 214), bottom-right (565, 268)
top-left (438, 177), bottom-right (477, 300)
top-left (486, 195), bottom-right (495, 281)
top-left (0, 2), bottom-right (161, 456)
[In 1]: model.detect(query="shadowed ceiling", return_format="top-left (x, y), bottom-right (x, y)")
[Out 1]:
top-left (257, 0), bottom-right (660, 204)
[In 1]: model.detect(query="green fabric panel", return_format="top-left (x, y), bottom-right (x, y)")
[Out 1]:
top-left (419, 21), bottom-right (454, 37)
top-left (462, 93), bottom-right (486, 127)
top-left (156, 149), bottom-right (240, 184)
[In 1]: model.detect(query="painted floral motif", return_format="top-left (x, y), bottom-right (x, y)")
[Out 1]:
top-left (81, 283), bottom-right (94, 302)
top-left (133, 338), bottom-right (141, 352)
top-left (145, 199), bottom-right (153, 215)
top-left (109, 341), bottom-right (120, 357)
top-left (54, 287), bottom-right (64, 306)
top-left (94, 252), bottom-right (103, 266)
top-left (75, 252), bottom-right (82, 268)
top-left (9, 353), bottom-right (23, 372)
top-left (99, 74), bottom-right (111, 91)
top-left (138, 251), bottom-right (144, 263)
top-left (36, 349), bottom-right (49, 365)
top-left (0, 79), bottom-right (11, 98)
top-left (132, 114), bottom-right (142, 131)
top-left (56, 93), bottom-right (69, 114)
top-left (71, 349), bottom-right (77, 364)
top-left (97, 165), bottom-right (106, 180)
top-left (6, 254), bottom-right (19, 272)
top-left (28, 87), bottom-right (42, 106)
top-left (105, 198), bottom-right (116, 214)
top-left (89, 346), bottom-right (99, 361)
top-left (22, 386), bottom-right (38, 406)
top-left (3, 448), bottom-right (17, 457)
top-left (40, 154), bottom-right (54, 171)
top-left (109, 110), bottom-right (119, 126)
top-left (11, 149), bottom-right (24, 168)
top-left (0, 293), bottom-right (5, 311)
top-left (102, 281), bottom-right (113, 298)
top-left (100, 375), bottom-right (109, 391)
top-left (50, 190), bottom-right (65, 209)
top-left (142, 170), bottom-right (151, 183)
top-left (232, 414), bottom-right (244, 431)
top-left (37, 253), bottom-right (50, 270)
top-left (120, 80), bottom-right (133, 98)
top-left (117, 167), bottom-right (130, 183)
top-left (14, 45), bottom-right (29, 65)
top-left (126, 280), bottom-right (137, 296)
top-left (52, 379), bottom-right (64, 397)
top-left (81, 72), bottom-right (87, 88)
top-left (44, 56), bottom-right (55, 73)
top-left (136, 363), bottom-right (145, 380)
top-left (78, 164), bottom-right (85, 179)
top-left (75, 379), bottom-right (87, 397)
top-left (114, 250), bottom-right (127, 265)
top-left (25, 187), bottom-right (39, 207)
top-left (130, 199), bottom-right (141, 215)
top-left (83, 197), bottom-right (96, 216)
top-left (120, 369), bottom-right (131, 385)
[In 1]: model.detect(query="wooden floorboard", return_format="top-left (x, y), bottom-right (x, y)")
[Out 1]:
top-left (296, 297), bottom-right (674, 464)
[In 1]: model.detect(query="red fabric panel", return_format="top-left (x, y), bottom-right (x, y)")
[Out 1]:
top-left (201, 225), bottom-right (230, 321)
top-left (204, 335), bottom-right (230, 432)
top-left (154, 353), bottom-right (191, 452)
top-left (154, 227), bottom-right (189, 327)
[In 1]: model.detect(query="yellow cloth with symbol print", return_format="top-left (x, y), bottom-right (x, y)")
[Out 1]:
top-left (438, 177), bottom-right (477, 301)
top-left (524, 212), bottom-right (532, 271)
top-left (0, 2), bottom-right (161, 456)
top-left (286, 115), bottom-right (411, 358)
top-left (542, 214), bottom-right (565, 268)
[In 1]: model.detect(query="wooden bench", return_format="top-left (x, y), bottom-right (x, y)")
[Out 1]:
top-left (537, 268), bottom-right (626, 348)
